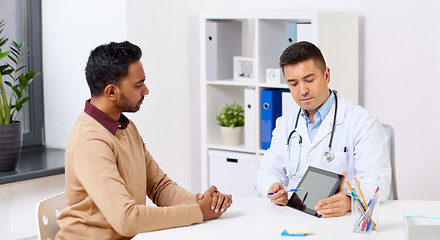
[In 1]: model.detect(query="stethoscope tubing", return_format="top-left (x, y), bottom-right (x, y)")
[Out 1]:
top-left (286, 90), bottom-right (338, 176)
top-left (327, 90), bottom-right (338, 150)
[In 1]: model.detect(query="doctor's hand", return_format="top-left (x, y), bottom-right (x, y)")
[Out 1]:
top-left (268, 182), bottom-right (288, 206)
top-left (314, 172), bottom-right (351, 218)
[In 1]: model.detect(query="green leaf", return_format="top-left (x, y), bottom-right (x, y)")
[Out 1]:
top-left (0, 20), bottom-right (36, 120)
top-left (4, 81), bottom-right (12, 88)
top-left (15, 100), bottom-right (22, 112)
top-left (12, 85), bottom-right (22, 99)
top-left (0, 37), bottom-right (8, 47)
top-left (21, 96), bottom-right (30, 105)
top-left (7, 55), bottom-right (18, 65)
top-left (0, 65), bottom-right (8, 72)
top-left (18, 73), bottom-right (29, 90)
top-left (11, 46), bottom-right (20, 55)
top-left (10, 50), bottom-right (19, 59)
top-left (12, 41), bottom-right (22, 48)
top-left (215, 101), bottom-right (245, 127)
top-left (2, 69), bottom-right (13, 76)
top-left (0, 50), bottom-right (10, 60)
top-left (25, 70), bottom-right (35, 79)
top-left (16, 66), bottom-right (25, 72)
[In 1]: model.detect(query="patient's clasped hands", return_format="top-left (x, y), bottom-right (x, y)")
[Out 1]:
top-left (197, 186), bottom-right (233, 220)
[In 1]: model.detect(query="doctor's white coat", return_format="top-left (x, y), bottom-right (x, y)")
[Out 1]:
top-left (255, 92), bottom-right (391, 202)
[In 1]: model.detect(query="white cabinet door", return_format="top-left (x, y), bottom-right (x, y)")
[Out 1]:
top-left (208, 150), bottom-right (258, 197)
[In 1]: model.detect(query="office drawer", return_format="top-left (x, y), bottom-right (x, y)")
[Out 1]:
top-left (208, 150), bottom-right (258, 197)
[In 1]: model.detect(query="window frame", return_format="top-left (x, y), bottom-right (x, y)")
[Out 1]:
top-left (22, 0), bottom-right (44, 147)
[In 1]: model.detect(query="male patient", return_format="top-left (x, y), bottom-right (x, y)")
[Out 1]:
top-left (56, 41), bottom-right (232, 239)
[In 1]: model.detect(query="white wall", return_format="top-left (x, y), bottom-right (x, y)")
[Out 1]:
top-left (43, 0), bottom-right (440, 200)
top-left (0, 174), bottom-right (65, 239)
top-left (125, 0), bottom-right (240, 193)
top-left (42, 0), bottom-right (127, 148)
top-left (361, 0), bottom-right (440, 200)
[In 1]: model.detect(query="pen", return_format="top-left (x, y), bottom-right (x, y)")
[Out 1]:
top-left (359, 187), bottom-right (380, 231)
top-left (354, 177), bottom-right (368, 209)
top-left (352, 191), bottom-right (377, 231)
top-left (351, 191), bottom-right (367, 228)
top-left (347, 181), bottom-right (366, 213)
top-left (364, 194), bottom-right (378, 230)
top-left (374, 186), bottom-right (379, 195)
top-left (267, 188), bottom-right (302, 195)
top-left (345, 180), bottom-right (353, 193)
top-left (350, 190), bottom-right (366, 213)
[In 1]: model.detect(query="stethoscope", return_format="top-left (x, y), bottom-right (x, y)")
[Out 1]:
top-left (286, 90), bottom-right (338, 176)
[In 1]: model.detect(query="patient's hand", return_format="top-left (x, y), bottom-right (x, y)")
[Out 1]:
top-left (197, 186), bottom-right (232, 220)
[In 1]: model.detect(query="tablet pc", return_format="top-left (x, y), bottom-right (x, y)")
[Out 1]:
top-left (286, 166), bottom-right (344, 218)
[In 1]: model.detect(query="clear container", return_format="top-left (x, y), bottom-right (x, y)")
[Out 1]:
top-left (352, 193), bottom-right (379, 233)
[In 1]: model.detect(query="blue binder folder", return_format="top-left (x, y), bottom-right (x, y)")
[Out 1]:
top-left (261, 89), bottom-right (284, 150)
top-left (285, 22), bottom-right (297, 47)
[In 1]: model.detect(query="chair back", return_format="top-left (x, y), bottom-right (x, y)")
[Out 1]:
top-left (36, 192), bottom-right (65, 240)
top-left (383, 124), bottom-right (398, 200)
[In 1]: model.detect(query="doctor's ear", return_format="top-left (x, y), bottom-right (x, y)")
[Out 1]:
top-left (324, 67), bottom-right (330, 83)
top-left (104, 84), bottom-right (119, 100)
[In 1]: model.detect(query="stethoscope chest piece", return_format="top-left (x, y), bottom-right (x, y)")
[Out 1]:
top-left (288, 89), bottom-right (338, 170)
top-left (323, 150), bottom-right (335, 162)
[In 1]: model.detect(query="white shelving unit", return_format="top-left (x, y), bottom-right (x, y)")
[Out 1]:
top-left (200, 12), bottom-right (358, 196)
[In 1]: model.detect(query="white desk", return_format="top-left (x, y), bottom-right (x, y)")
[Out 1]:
top-left (133, 198), bottom-right (440, 240)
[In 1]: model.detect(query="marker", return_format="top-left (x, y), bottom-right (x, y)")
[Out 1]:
top-left (267, 188), bottom-right (302, 195)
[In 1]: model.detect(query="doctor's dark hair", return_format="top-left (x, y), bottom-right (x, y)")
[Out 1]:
top-left (279, 41), bottom-right (326, 74)
top-left (85, 41), bottom-right (142, 96)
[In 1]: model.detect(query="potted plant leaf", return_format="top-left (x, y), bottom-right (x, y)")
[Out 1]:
top-left (215, 102), bottom-right (244, 146)
top-left (0, 20), bottom-right (36, 172)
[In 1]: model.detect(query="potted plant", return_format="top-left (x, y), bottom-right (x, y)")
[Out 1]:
top-left (215, 102), bottom-right (244, 146)
top-left (0, 20), bottom-right (36, 172)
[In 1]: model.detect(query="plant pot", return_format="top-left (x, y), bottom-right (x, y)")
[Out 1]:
top-left (0, 121), bottom-right (23, 172)
top-left (220, 126), bottom-right (243, 146)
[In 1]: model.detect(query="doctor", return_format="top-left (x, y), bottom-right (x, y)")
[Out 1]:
top-left (255, 41), bottom-right (391, 218)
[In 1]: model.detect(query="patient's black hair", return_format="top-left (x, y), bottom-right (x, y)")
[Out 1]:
top-left (85, 41), bottom-right (142, 96)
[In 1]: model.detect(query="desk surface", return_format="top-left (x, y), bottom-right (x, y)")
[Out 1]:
top-left (133, 198), bottom-right (440, 240)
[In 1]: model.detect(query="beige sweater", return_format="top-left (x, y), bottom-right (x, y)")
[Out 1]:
top-left (56, 112), bottom-right (203, 240)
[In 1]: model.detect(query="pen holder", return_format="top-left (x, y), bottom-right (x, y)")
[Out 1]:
top-left (351, 193), bottom-right (379, 233)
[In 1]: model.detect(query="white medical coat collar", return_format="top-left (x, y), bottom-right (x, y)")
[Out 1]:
top-left (294, 92), bottom-right (347, 147)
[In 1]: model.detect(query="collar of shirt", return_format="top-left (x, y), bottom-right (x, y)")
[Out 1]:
top-left (84, 100), bottom-right (130, 135)
top-left (300, 91), bottom-right (335, 141)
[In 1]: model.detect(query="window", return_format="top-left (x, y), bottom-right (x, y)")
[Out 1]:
top-left (0, 0), bottom-right (43, 147)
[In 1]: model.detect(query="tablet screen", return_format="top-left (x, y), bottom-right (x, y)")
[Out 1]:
top-left (287, 166), bottom-right (343, 217)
